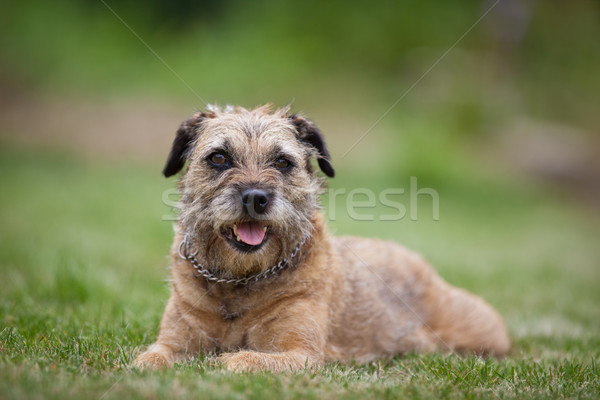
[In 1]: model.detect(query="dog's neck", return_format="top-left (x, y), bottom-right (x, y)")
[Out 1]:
top-left (178, 233), bottom-right (310, 286)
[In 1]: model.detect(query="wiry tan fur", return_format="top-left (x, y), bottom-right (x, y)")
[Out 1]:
top-left (133, 105), bottom-right (510, 372)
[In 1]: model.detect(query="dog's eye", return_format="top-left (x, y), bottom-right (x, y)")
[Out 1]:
top-left (208, 152), bottom-right (230, 168)
top-left (273, 158), bottom-right (291, 171)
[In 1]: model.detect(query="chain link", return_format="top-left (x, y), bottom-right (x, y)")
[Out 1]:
top-left (178, 234), bottom-right (308, 286)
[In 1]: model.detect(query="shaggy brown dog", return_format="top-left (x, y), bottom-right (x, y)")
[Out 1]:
top-left (133, 105), bottom-right (510, 372)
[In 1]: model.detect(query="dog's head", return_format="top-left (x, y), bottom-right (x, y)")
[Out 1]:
top-left (163, 105), bottom-right (334, 276)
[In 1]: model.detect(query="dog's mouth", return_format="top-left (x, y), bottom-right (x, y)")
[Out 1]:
top-left (220, 221), bottom-right (270, 252)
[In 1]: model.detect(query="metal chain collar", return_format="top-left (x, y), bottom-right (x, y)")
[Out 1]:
top-left (177, 234), bottom-right (308, 286)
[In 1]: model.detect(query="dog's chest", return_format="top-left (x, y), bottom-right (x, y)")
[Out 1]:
top-left (204, 293), bottom-right (256, 349)
top-left (218, 303), bottom-right (243, 321)
top-left (212, 303), bottom-right (276, 351)
top-left (204, 286), bottom-right (287, 350)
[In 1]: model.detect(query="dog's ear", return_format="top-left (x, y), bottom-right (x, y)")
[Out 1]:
top-left (289, 115), bottom-right (335, 178)
top-left (163, 112), bottom-right (212, 177)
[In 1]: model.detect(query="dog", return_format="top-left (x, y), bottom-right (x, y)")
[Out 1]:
top-left (133, 105), bottom-right (510, 372)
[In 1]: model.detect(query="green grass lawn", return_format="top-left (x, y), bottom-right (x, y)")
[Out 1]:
top-left (1, 142), bottom-right (599, 399)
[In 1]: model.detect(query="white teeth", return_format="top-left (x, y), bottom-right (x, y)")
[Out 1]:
top-left (232, 224), bottom-right (241, 242)
top-left (264, 226), bottom-right (267, 232)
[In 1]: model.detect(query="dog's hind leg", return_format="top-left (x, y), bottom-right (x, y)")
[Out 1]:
top-left (425, 277), bottom-right (510, 356)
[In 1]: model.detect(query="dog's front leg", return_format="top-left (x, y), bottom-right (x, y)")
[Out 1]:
top-left (218, 301), bottom-right (327, 373)
top-left (133, 294), bottom-right (209, 369)
top-left (218, 350), bottom-right (319, 373)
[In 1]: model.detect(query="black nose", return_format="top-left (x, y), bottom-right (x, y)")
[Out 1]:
top-left (241, 189), bottom-right (270, 216)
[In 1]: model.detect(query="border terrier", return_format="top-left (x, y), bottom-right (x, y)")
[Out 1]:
top-left (133, 105), bottom-right (510, 372)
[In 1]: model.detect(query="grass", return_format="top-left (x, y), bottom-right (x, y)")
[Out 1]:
top-left (1, 142), bottom-right (599, 399)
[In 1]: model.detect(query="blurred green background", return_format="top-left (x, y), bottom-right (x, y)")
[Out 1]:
top-left (1, 0), bottom-right (599, 397)
top-left (1, 0), bottom-right (600, 196)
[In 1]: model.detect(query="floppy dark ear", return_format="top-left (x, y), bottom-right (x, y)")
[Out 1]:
top-left (162, 112), bottom-right (211, 177)
top-left (289, 115), bottom-right (335, 178)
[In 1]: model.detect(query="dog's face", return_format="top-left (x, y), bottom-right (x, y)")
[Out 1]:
top-left (163, 106), bottom-right (334, 276)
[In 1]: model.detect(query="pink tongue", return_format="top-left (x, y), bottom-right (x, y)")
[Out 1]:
top-left (236, 221), bottom-right (266, 246)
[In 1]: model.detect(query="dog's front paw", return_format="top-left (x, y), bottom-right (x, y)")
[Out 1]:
top-left (133, 351), bottom-right (170, 370)
top-left (218, 350), bottom-right (315, 373)
top-left (132, 344), bottom-right (176, 370)
top-left (218, 351), bottom-right (263, 372)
